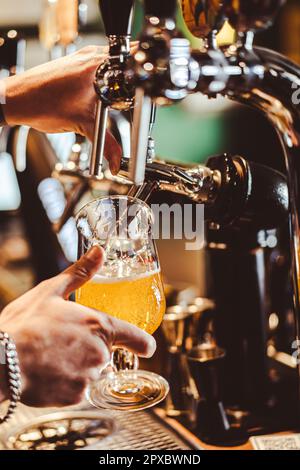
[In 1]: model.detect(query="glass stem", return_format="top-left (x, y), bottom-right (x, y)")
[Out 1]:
top-left (111, 348), bottom-right (139, 373)
top-left (110, 348), bottom-right (140, 394)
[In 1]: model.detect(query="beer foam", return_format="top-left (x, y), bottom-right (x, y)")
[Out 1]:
top-left (91, 268), bottom-right (160, 284)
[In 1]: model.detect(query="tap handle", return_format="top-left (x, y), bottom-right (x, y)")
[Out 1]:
top-left (179, 0), bottom-right (226, 39)
top-left (98, 0), bottom-right (134, 37)
top-left (144, 0), bottom-right (177, 19)
top-left (226, 0), bottom-right (285, 33)
top-left (39, 0), bottom-right (59, 52)
top-left (56, 0), bottom-right (79, 47)
top-left (40, 0), bottom-right (80, 52)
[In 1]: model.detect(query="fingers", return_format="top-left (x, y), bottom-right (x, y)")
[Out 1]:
top-left (85, 123), bottom-right (122, 175)
top-left (46, 246), bottom-right (104, 299)
top-left (108, 315), bottom-right (156, 358)
top-left (104, 131), bottom-right (122, 175)
top-left (71, 303), bottom-right (157, 358)
top-left (84, 126), bottom-right (122, 175)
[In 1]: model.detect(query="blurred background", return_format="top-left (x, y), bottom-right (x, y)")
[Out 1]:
top-left (0, 0), bottom-right (299, 307)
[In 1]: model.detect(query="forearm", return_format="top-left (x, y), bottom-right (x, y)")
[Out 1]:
top-left (1, 74), bottom-right (41, 128)
top-left (0, 75), bottom-right (21, 127)
top-left (0, 61), bottom-right (95, 137)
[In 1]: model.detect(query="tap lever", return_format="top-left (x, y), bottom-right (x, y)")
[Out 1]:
top-left (121, 156), bottom-right (221, 203)
top-left (144, 0), bottom-right (177, 19)
top-left (149, 103), bottom-right (157, 139)
top-left (99, 0), bottom-right (134, 37)
top-left (127, 181), bottom-right (158, 202)
top-left (127, 0), bottom-right (195, 185)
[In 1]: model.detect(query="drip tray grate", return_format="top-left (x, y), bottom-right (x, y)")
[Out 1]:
top-left (0, 404), bottom-right (193, 450)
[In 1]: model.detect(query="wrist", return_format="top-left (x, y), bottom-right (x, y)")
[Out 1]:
top-left (1, 75), bottom-right (20, 127)
top-left (0, 79), bottom-right (7, 127)
top-left (2, 73), bottom-right (49, 130)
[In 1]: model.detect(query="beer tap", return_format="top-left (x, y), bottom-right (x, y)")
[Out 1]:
top-left (120, 154), bottom-right (289, 230)
top-left (42, 0), bottom-right (300, 435)
top-left (181, 0), bottom-right (230, 95)
top-left (178, 0), bottom-right (300, 433)
top-left (90, 0), bottom-right (135, 178)
top-left (124, 0), bottom-right (268, 190)
top-left (53, 1), bottom-right (290, 237)
top-left (127, 0), bottom-right (195, 185)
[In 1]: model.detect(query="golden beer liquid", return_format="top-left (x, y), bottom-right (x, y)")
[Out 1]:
top-left (76, 271), bottom-right (166, 335)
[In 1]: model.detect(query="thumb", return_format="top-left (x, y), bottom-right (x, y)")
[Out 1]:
top-left (49, 246), bottom-right (104, 299)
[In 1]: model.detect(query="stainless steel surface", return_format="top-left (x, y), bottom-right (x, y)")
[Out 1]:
top-left (2, 411), bottom-right (116, 450)
top-left (0, 403), bottom-right (195, 450)
top-left (162, 297), bottom-right (215, 418)
top-left (121, 158), bottom-right (222, 203)
top-left (90, 101), bottom-right (108, 177)
top-left (129, 88), bottom-right (152, 185)
top-left (163, 298), bottom-right (215, 353)
top-left (127, 4), bottom-right (193, 183)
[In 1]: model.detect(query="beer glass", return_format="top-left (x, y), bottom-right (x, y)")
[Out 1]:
top-left (75, 196), bottom-right (169, 411)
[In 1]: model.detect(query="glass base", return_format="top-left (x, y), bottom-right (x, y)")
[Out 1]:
top-left (86, 370), bottom-right (169, 412)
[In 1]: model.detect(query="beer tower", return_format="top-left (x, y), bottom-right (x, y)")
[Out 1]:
top-left (83, 0), bottom-right (300, 443)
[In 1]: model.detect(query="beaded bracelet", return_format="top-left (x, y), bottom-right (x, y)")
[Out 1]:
top-left (0, 332), bottom-right (21, 424)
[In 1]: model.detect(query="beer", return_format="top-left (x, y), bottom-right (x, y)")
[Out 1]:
top-left (76, 270), bottom-right (166, 335)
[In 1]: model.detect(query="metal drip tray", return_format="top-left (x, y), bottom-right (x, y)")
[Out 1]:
top-left (0, 404), bottom-right (196, 450)
top-left (3, 411), bottom-right (116, 450)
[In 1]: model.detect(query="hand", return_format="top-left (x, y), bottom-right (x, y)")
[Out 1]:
top-left (1, 46), bottom-right (122, 174)
top-left (0, 246), bottom-right (156, 408)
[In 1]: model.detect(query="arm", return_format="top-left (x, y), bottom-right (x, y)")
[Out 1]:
top-left (1, 46), bottom-right (122, 174)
